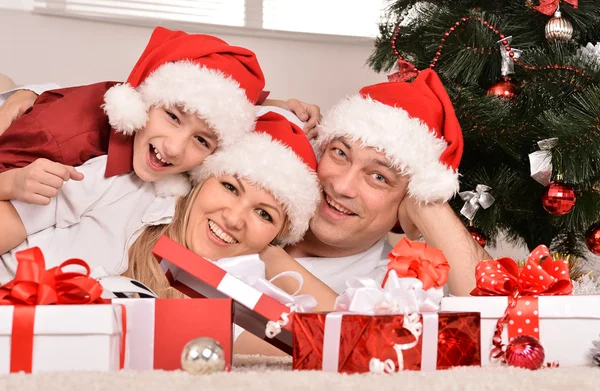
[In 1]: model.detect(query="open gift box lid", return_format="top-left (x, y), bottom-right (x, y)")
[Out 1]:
top-left (152, 235), bottom-right (293, 354)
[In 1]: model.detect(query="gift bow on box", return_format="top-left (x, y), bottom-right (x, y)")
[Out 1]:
top-left (471, 244), bottom-right (572, 345)
top-left (215, 254), bottom-right (317, 337)
top-left (0, 247), bottom-right (126, 373)
top-left (384, 238), bottom-right (449, 290)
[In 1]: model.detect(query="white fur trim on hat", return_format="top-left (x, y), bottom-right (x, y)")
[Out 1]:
top-left (103, 61), bottom-right (257, 146)
top-left (190, 133), bottom-right (321, 245)
top-left (153, 173), bottom-right (192, 197)
top-left (317, 95), bottom-right (459, 203)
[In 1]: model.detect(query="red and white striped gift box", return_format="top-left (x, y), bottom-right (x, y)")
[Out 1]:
top-left (152, 235), bottom-right (294, 354)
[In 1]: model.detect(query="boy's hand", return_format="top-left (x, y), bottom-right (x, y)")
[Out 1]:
top-left (11, 159), bottom-right (84, 205)
top-left (285, 99), bottom-right (321, 140)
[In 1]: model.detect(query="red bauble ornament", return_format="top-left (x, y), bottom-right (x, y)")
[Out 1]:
top-left (505, 335), bottom-right (545, 370)
top-left (468, 226), bottom-right (487, 247)
top-left (585, 222), bottom-right (600, 256)
top-left (542, 181), bottom-right (576, 215)
top-left (487, 77), bottom-right (519, 99)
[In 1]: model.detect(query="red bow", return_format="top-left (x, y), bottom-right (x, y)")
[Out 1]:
top-left (387, 59), bottom-right (419, 83)
top-left (534, 0), bottom-right (578, 16)
top-left (471, 245), bottom-right (573, 296)
top-left (0, 247), bottom-right (104, 305)
top-left (383, 238), bottom-right (450, 290)
top-left (0, 248), bottom-right (121, 373)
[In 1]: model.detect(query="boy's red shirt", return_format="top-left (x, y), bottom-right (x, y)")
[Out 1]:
top-left (0, 81), bottom-right (135, 177)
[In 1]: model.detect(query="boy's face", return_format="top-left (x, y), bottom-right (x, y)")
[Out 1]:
top-left (309, 137), bottom-right (409, 251)
top-left (185, 175), bottom-right (286, 261)
top-left (132, 106), bottom-right (218, 182)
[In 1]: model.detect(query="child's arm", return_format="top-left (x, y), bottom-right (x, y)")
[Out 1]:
top-left (0, 201), bottom-right (26, 254)
top-left (0, 159), bottom-right (84, 204)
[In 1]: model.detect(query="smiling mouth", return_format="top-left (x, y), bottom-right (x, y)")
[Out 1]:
top-left (208, 219), bottom-right (238, 244)
top-left (149, 143), bottom-right (172, 167)
top-left (325, 193), bottom-right (356, 215)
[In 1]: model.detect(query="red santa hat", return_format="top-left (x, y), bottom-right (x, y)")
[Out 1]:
top-left (317, 69), bottom-right (463, 203)
top-left (191, 110), bottom-right (320, 245)
top-left (103, 26), bottom-right (265, 147)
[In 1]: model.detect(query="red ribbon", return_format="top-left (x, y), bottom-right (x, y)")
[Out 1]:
top-left (471, 244), bottom-right (572, 297)
top-left (387, 59), bottom-right (419, 82)
top-left (383, 238), bottom-right (450, 289)
top-left (0, 247), bottom-right (126, 373)
top-left (471, 245), bottom-right (572, 360)
top-left (534, 0), bottom-right (578, 16)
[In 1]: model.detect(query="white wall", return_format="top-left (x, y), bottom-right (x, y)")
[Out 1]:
top-left (0, 9), bottom-right (382, 110)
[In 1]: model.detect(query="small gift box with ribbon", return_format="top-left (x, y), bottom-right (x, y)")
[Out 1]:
top-left (292, 238), bottom-right (481, 374)
top-left (152, 235), bottom-right (316, 355)
top-left (441, 245), bottom-right (600, 367)
top-left (0, 248), bottom-right (128, 373)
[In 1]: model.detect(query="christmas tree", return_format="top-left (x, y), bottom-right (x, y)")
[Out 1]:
top-left (369, 0), bottom-right (600, 260)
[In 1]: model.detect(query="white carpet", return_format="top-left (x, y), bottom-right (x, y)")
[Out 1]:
top-left (1, 355), bottom-right (599, 391)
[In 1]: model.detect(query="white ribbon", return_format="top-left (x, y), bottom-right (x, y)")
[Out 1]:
top-left (322, 271), bottom-right (441, 374)
top-left (459, 184), bottom-right (495, 221)
top-left (216, 254), bottom-right (317, 338)
top-left (529, 138), bottom-right (558, 186)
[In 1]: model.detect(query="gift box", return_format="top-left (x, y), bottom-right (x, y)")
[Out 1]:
top-left (293, 239), bottom-right (482, 374)
top-left (293, 311), bottom-right (480, 374)
top-left (152, 235), bottom-right (313, 355)
top-left (441, 295), bottom-right (600, 366)
top-left (441, 244), bottom-right (599, 367)
top-left (0, 304), bottom-right (126, 373)
top-left (112, 298), bottom-right (233, 370)
top-left (0, 248), bottom-right (127, 373)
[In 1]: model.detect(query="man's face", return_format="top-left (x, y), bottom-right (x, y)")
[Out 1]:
top-left (310, 137), bottom-right (409, 251)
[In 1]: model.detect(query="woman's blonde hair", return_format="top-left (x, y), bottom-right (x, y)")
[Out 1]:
top-left (124, 178), bottom-right (290, 298)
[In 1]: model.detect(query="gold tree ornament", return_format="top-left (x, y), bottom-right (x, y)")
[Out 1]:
top-left (545, 7), bottom-right (573, 41)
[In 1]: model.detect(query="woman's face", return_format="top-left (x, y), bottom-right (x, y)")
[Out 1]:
top-left (185, 176), bottom-right (287, 260)
top-left (133, 106), bottom-right (219, 182)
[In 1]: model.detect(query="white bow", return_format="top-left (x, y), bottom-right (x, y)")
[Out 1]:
top-left (335, 270), bottom-right (442, 315)
top-left (459, 184), bottom-right (495, 221)
top-left (529, 138), bottom-right (558, 186)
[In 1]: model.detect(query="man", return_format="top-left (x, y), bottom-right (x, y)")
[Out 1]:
top-left (237, 69), bottom-right (489, 355)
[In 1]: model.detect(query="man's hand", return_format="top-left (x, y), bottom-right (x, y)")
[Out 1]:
top-left (9, 159), bottom-right (84, 205)
top-left (0, 90), bottom-right (38, 136)
top-left (263, 98), bottom-right (322, 140)
top-left (397, 195), bottom-right (422, 240)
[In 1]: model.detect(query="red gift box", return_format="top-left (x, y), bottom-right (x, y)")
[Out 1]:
top-left (113, 298), bottom-right (233, 370)
top-left (293, 311), bottom-right (481, 374)
top-left (152, 235), bottom-right (294, 354)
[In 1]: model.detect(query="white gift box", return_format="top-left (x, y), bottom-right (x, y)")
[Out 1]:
top-left (0, 304), bottom-right (126, 373)
top-left (441, 296), bottom-right (600, 367)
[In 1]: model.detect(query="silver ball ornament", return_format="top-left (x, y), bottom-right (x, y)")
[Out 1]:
top-left (545, 9), bottom-right (573, 41)
top-left (181, 337), bottom-right (226, 374)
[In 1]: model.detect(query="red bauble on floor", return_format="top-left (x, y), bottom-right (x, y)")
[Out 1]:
top-left (542, 181), bottom-right (576, 215)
